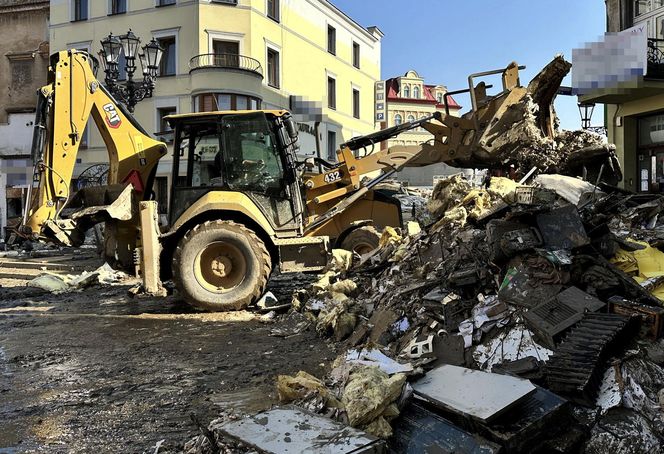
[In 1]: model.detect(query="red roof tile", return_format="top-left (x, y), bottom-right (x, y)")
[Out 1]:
top-left (384, 78), bottom-right (461, 109)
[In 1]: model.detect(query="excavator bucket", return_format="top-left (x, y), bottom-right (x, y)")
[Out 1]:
top-left (452, 56), bottom-right (621, 185)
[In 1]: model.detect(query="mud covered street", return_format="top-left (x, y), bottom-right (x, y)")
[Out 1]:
top-left (0, 276), bottom-right (335, 453)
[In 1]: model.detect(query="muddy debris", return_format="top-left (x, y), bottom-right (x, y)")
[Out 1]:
top-left (180, 166), bottom-right (664, 453)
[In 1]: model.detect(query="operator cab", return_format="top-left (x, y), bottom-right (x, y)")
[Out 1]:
top-left (166, 110), bottom-right (304, 233)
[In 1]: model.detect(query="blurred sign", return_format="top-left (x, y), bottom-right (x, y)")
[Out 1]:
top-left (572, 25), bottom-right (648, 95)
top-left (375, 81), bottom-right (386, 122)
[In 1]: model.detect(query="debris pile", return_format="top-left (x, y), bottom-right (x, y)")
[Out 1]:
top-left (180, 170), bottom-right (664, 454)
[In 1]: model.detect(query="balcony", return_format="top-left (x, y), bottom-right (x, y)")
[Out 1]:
top-left (189, 53), bottom-right (263, 78)
top-left (648, 38), bottom-right (664, 79)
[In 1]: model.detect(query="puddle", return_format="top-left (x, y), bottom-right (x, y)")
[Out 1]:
top-left (210, 388), bottom-right (276, 414)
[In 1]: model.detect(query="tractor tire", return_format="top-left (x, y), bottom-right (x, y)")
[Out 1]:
top-left (340, 226), bottom-right (381, 256)
top-left (173, 220), bottom-right (271, 311)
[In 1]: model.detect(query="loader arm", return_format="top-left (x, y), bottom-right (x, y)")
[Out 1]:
top-left (21, 50), bottom-right (168, 246)
top-left (303, 61), bottom-right (529, 230)
top-left (303, 56), bottom-right (616, 233)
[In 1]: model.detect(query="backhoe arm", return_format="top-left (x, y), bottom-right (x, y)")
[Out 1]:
top-left (21, 50), bottom-right (167, 245)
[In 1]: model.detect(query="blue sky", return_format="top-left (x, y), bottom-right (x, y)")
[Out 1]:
top-left (332, 0), bottom-right (607, 130)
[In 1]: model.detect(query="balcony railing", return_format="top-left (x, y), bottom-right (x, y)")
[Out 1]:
top-left (189, 53), bottom-right (263, 78)
top-left (648, 38), bottom-right (664, 79)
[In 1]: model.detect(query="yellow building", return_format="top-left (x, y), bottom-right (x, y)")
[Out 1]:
top-left (376, 70), bottom-right (461, 187)
top-left (48, 0), bottom-right (383, 208)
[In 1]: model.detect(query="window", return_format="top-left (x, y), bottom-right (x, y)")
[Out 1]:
top-left (221, 113), bottom-right (284, 193)
top-left (634, 0), bottom-right (650, 16)
top-left (157, 0), bottom-right (176, 6)
top-left (267, 48), bottom-right (280, 88)
top-left (394, 114), bottom-right (403, 126)
top-left (157, 106), bottom-right (177, 142)
top-left (110, 0), bottom-right (127, 14)
top-left (413, 86), bottom-right (420, 99)
top-left (352, 42), bottom-right (360, 68)
top-left (327, 76), bottom-right (336, 109)
top-left (212, 40), bottom-right (240, 67)
top-left (407, 115), bottom-right (415, 124)
top-left (327, 25), bottom-right (336, 55)
top-left (195, 93), bottom-right (261, 112)
top-left (436, 93), bottom-right (443, 103)
top-left (73, 0), bottom-right (88, 21)
top-left (352, 89), bottom-right (360, 119)
top-left (403, 85), bottom-right (410, 98)
top-left (157, 36), bottom-right (176, 76)
top-left (267, 0), bottom-right (279, 21)
top-left (327, 131), bottom-right (337, 161)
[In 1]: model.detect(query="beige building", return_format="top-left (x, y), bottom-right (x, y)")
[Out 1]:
top-left (580, 0), bottom-right (664, 193)
top-left (49, 0), bottom-right (383, 211)
top-left (0, 0), bottom-right (50, 236)
top-left (376, 70), bottom-right (461, 187)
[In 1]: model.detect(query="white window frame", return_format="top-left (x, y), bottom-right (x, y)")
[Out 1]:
top-left (413, 86), bottom-right (420, 99)
top-left (265, 40), bottom-right (282, 89)
top-left (70, 0), bottom-right (89, 21)
top-left (152, 27), bottom-right (180, 76)
top-left (108, 0), bottom-right (129, 15)
top-left (154, 97), bottom-right (179, 137)
top-left (206, 30), bottom-right (245, 55)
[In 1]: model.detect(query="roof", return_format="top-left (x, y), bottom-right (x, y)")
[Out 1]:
top-left (385, 78), bottom-right (461, 109)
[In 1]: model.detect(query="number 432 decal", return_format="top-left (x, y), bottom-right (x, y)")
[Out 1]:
top-left (324, 170), bottom-right (342, 183)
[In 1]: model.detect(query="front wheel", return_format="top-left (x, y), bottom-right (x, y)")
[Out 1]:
top-left (173, 220), bottom-right (271, 311)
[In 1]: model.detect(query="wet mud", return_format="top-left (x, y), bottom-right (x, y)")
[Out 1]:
top-left (0, 275), bottom-right (334, 453)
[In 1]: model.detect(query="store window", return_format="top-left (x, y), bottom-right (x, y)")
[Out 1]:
top-left (638, 114), bottom-right (664, 192)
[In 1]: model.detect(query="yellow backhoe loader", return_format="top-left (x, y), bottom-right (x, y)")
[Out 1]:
top-left (20, 50), bottom-right (620, 311)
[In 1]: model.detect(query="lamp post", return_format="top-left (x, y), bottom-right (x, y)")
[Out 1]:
top-left (98, 30), bottom-right (164, 112)
top-left (578, 102), bottom-right (595, 130)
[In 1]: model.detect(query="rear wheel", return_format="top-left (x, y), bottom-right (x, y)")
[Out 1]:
top-left (340, 226), bottom-right (381, 255)
top-left (173, 220), bottom-right (271, 311)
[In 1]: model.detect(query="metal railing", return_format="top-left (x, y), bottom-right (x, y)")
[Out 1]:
top-left (648, 38), bottom-right (664, 78)
top-left (189, 53), bottom-right (263, 77)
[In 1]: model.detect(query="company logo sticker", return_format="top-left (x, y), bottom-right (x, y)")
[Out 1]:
top-left (103, 103), bottom-right (122, 129)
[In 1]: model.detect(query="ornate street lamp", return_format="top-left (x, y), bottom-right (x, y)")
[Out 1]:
top-left (98, 30), bottom-right (164, 112)
top-left (578, 102), bottom-right (595, 130)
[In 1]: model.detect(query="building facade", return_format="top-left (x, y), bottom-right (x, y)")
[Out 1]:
top-left (0, 0), bottom-right (50, 236)
top-left (49, 0), bottom-right (383, 211)
top-left (580, 0), bottom-right (664, 193)
top-left (376, 70), bottom-right (461, 187)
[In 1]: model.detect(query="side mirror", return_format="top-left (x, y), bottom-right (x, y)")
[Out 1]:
top-left (304, 157), bottom-right (315, 170)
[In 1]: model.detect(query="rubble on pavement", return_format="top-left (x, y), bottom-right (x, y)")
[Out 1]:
top-left (182, 169), bottom-right (664, 454)
top-left (27, 262), bottom-right (129, 293)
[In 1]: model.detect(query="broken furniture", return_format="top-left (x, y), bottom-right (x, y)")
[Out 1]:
top-left (524, 286), bottom-right (606, 349)
top-left (388, 402), bottom-right (501, 454)
top-left (217, 406), bottom-right (384, 453)
top-left (536, 205), bottom-right (590, 250)
top-left (412, 365), bottom-right (536, 423)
